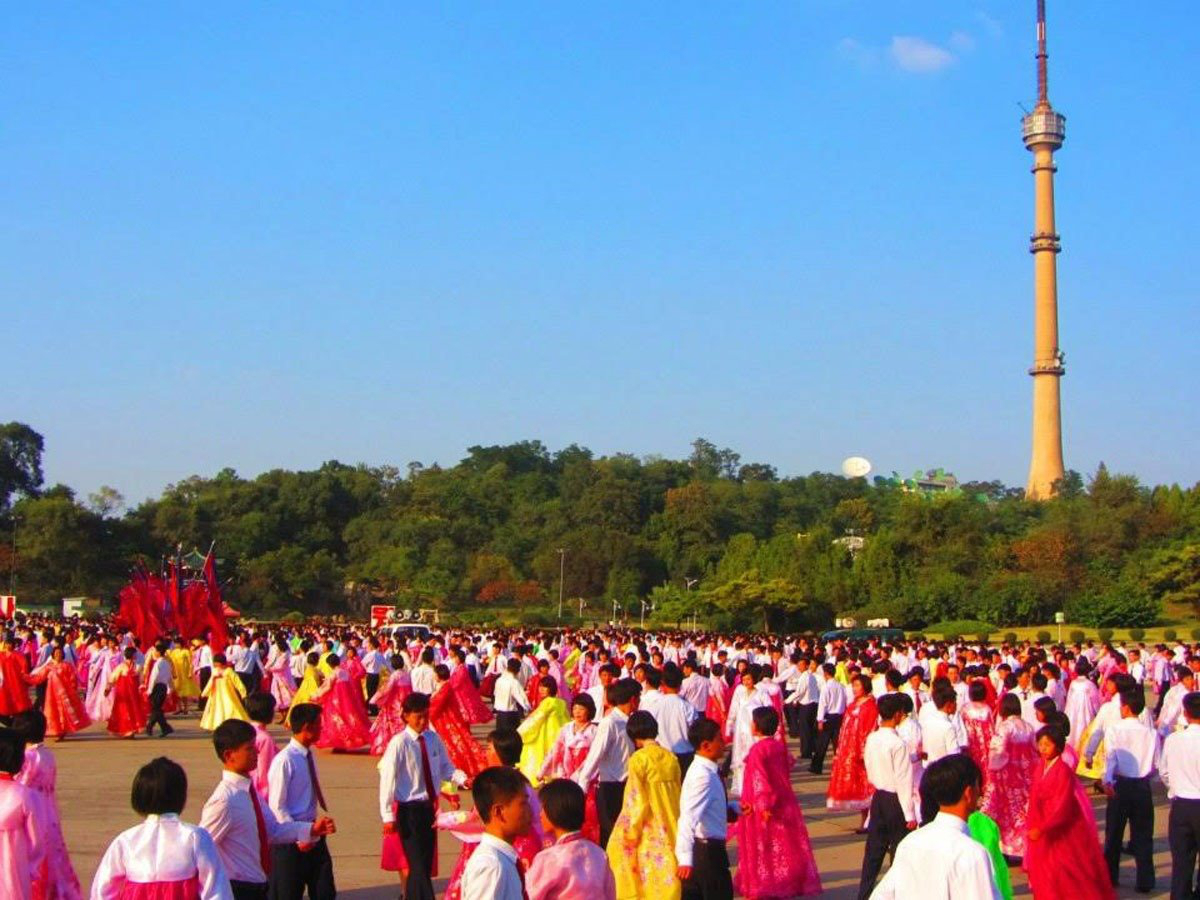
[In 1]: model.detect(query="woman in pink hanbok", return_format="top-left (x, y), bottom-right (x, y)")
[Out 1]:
top-left (536, 692), bottom-right (601, 843)
top-left (981, 693), bottom-right (1038, 858)
top-left (735, 707), bottom-right (822, 898)
top-left (959, 681), bottom-right (995, 787)
top-left (1063, 660), bottom-right (1101, 752)
top-left (369, 656), bottom-right (412, 756)
top-left (84, 638), bottom-right (119, 724)
top-left (0, 730), bottom-right (44, 900)
top-left (263, 637), bottom-right (296, 712)
top-left (1024, 725), bottom-right (1114, 900)
top-left (311, 655), bottom-right (371, 751)
top-left (13, 710), bottom-right (82, 900)
top-left (27, 647), bottom-right (91, 740)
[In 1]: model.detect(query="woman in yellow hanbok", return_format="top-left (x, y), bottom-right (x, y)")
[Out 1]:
top-left (517, 676), bottom-right (569, 784)
top-left (167, 641), bottom-right (199, 712)
top-left (607, 710), bottom-right (682, 900)
top-left (199, 657), bottom-right (250, 730)
top-left (287, 651), bottom-right (325, 726)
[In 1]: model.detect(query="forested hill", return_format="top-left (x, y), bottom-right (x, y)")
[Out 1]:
top-left (2, 425), bottom-right (1198, 630)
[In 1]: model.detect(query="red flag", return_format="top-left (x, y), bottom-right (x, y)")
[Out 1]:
top-left (178, 581), bottom-right (210, 641)
top-left (115, 567), bottom-right (167, 650)
top-left (202, 551), bottom-right (230, 654)
top-left (168, 560), bottom-right (181, 627)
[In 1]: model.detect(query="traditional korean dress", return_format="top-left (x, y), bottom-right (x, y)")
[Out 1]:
top-left (369, 669), bottom-right (412, 756)
top-left (538, 719), bottom-right (601, 843)
top-left (734, 736), bottom-right (821, 898)
top-left (287, 663), bottom-right (323, 723)
top-left (167, 647), bottom-right (200, 701)
top-left (705, 675), bottom-right (731, 734)
top-left (429, 681), bottom-right (489, 778)
top-left (198, 668), bottom-right (249, 731)
top-left (250, 723), bottom-right (277, 803)
top-left (607, 742), bottom-right (682, 900)
top-left (959, 700), bottom-right (995, 788)
top-left (1024, 755), bottom-right (1114, 900)
top-left (0, 774), bottom-right (44, 900)
top-left (85, 648), bottom-right (119, 723)
top-left (106, 661), bottom-right (150, 737)
top-left (981, 714), bottom-right (1038, 857)
top-left (28, 660), bottom-right (91, 739)
top-left (18, 744), bottom-right (82, 900)
top-left (0, 648), bottom-right (32, 716)
top-left (263, 647), bottom-right (296, 711)
top-left (517, 696), bottom-right (570, 785)
top-left (90, 814), bottom-right (232, 899)
top-left (314, 668), bottom-right (371, 751)
top-left (1064, 675), bottom-right (1101, 752)
top-left (448, 664), bottom-right (493, 725)
top-left (825, 695), bottom-right (878, 812)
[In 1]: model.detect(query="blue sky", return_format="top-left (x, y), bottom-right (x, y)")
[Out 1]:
top-left (4, 2), bottom-right (1197, 504)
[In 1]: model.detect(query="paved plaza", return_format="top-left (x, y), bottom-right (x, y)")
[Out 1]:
top-left (57, 715), bottom-right (1180, 899)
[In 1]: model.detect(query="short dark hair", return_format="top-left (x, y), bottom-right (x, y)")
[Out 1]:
top-left (663, 666), bottom-right (683, 690)
top-left (968, 681), bottom-right (987, 702)
top-left (131, 757), bottom-right (188, 816)
top-left (626, 710), bottom-right (658, 742)
top-left (402, 692), bottom-right (431, 715)
top-left (489, 728), bottom-right (524, 766)
top-left (1119, 688), bottom-right (1146, 715)
top-left (245, 692), bottom-right (277, 725)
top-left (1033, 696), bottom-right (1057, 716)
top-left (506, 658), bottom-right (522, 674)
top-left (1035, 724), bottom-right (1066, 752)
top-left (932, 685), bottom-right (957, 709)
top-left (538, 675), bottom-right (558, 697)
top-left (922, 753), bottom-right (981, 808)
top-left (288, 703), bottom-right (323, 734)
top-left (472, 765), bottom-right (527, 824)
top-left (607, 679), bottom-right (640, 708)
top-left (751, 706), bottom-right (779, 736)
top-left (213, 719), bottom-right (256, 760)
top-left (688, 716), bottom-right (721, 750)
top-left (998, 693), bottom-right (1021, 718)
top-left (571, 692), bottom-right (596, 719)
top-left (877, 693), bottom-right (905, 721)
top-left (538, 778), bottom-right (586, 831)
top-left (12, 708), bottom-right (46, 745)
top-left (0, 728), bottom-right (24, 775)
top-left (434, 664), bottom-right (451, 681)
top-left (1183, 691), bottom-right (1200, 720)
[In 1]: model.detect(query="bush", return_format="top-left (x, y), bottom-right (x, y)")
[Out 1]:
top-left (1036, 630), bottom-right (1052, 644)
top-left (281, 610), bottom-right (306, 623)
top-left (1164, 628), bottom-right (1178, 641)
top-left (927, 619), bottom-right (994, 639)
top-left (1069, 629), bottom-right (1086, 643)
top-left (908, 633), bottom-right (926, 643)
top-left (1068, 576), bottom-right (1160, 629)
top-left (944, 634), bottom-right (961, 644)
top-left (975, 631), bottom-right (990, 643)
top-left (1098, 628), bottom-right (1114, 642)
top-left (1191, 628), bottom-right (1200, 641)
top-left (1128, 627), bottom-right (1145, 641)
top-left (1004, 632), bottom-right (1018, 645)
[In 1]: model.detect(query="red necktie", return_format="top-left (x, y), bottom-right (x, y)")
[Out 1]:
top-left (305, 750), bottom-right (328, 811)
top-left (417, 733), bottom-right (436, 802)
top-left (248, 787), bottom-right (273, 875)
top-left (517, 857), bottom-right (530, 900)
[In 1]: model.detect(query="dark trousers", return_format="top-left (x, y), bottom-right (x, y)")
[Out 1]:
top-left (146, 683), bottom-right (173, 735)
top-left (810, 713), bottom-right (842, 774)
top-left (675, 751), bottom-right (695, 778)
top-left (680, 838), bottom-right (734, 900)
top-left (796, 702), bottom-right (818, 758)
top-left (858, 790), bottom-right (910, 900)
top-left (35, 681), bottom-right (47, 710)
top-left (365, 673), bottom-right (380, 713)
top-left (239, 670), bottom-right (259, 696)
top-left (267, 837), bottom-right (335, 900)
top-left (198, 666), bottom-right (212, 709)
top-left (597, 780), bottom-right (627, 850)
top-left (231, 881), bottom-right (269, 900)
top-left (495, 709), bottom-right (523, 732)
top-left (1105, 776), bottom-right (1155, 891)
top-left (396, 801), bottom-right (437, 900)
top-left (1169, 797), bottom-right (1200, 900)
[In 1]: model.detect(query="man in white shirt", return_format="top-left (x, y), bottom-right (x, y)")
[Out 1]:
top-left (360, 637), bottom-right (389, 713)
top-left (784, 656), bottom-right (820, 759)
top-left (872, 753), bottom-right (1001, 900)
top-left (409, 648), bottom-right (437, 696)
top-left (858, 694), bottom-right (918, 899)
top-left (811, 663), bottom-right (847, 775)
top-left (575, 679), bottom-right (637, 849)
top-left (676, 717), bottom-right (735, 900)
top-left (679, 658), bottom-right (710, 715)
top-left (657, 666), bottom-right (700, 775)
top-left (493, 658), bottom-right (531, 731)
top-left (202, 719), bottom-right (334, 899)
top-left (1160, 691), bottom-right (1200, 899)
top-left (461, 767), bottom-right (531, 900)
top-left (1100, 688), bottom-right (1158, 893)
top-left (144, 640), bottom-right (176, 738)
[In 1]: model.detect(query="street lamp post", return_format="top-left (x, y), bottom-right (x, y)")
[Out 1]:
top-left (557, 548), bottom-right (566, 619)
top-left (685, 577), bottom-right (698, 632)
top-left (8, 516), bottom-right (18, 596)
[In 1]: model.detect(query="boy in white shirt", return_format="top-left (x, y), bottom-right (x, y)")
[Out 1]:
top-left (461, 766), bottom-right (532, 900)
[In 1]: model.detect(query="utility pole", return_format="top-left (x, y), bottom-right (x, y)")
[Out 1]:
top-left (557, 548), bottom-right (566, 619)
top-left (8, 516), bottom-right (18, 596)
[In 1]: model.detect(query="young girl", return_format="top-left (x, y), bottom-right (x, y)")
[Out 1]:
top-left (27, 646), bottom-right (91, 740)
top-left (91, 756), bottom-right (232, 898)
top-left (735, 707), bottom-right (822, 898)
top-left (368, 654), bottom-right (412, 756)
top-left (825, 674), bottom-right (878, 821)
top-left (198, 654), bottom-right (250, 731)
top-left (0, 727), bottom-right (44, 900)
top-left (245, 692), bottom-right (279, 802)
top-left (311, 654), bottom-right (371, 751)
top-left (518, 676), bottom-right (570, 784)
top-left (106, 647), bottom-right (150, 739)
top-left (607, 710), bottom-right (682, 900)
top-left (12, 710), bottom-right (82, 900)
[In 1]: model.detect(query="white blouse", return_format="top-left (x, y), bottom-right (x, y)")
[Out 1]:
top-left (90, 814), bottom-right (232, 900)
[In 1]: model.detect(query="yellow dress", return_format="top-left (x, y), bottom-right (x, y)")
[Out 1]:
top-left (607, 742), bottom-right (682, 900)
top-left (1075, 716), bottom-right (1106, 780)
top-left (167, 647), bottom-right (199, 698)
top-left (562, 648), bottom-right (582, 688)
top-left (287, 664), bottom-right (324, 725)
top-left (199, 668), bottom-right (250, 730)
top-left (517, 697), bottom-right (569, 785)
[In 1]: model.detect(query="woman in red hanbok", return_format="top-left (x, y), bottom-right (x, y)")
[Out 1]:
top-left (0, 637), bottom-right (32, 718)
top-left (1024, 725), bottom-right (1114, 900)
top-left (447, 649), bottom-right (493, 726)
top-left (429, 664), bottom-right (489, 778)
top-left (312, 654), bottom-right (371, 751)
top-left (105, 648), bottom-right (149, 738)
top-left (369, 656), bottom-right (412, 756)
top-left (960, 680), bottom-right (995, 787)
top-left (735, 707), bottom-right (822, 898)
top-left (981, 693), bottom-right (1038, 857)
top-left (705, 664), bottom-right (732, 733)
top-left (536, 692), bottom-right (601, 843)
top-left (27, 647), bottom-right (91, 739)
top-left (825, 674), bottom-right (877, 813)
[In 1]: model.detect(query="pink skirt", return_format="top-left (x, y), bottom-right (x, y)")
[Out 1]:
top-left (117, 878), bottom-right (199, 900)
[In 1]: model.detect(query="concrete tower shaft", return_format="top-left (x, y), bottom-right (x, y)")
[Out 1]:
top-left (1023, 0), bottom-right (1066, 500)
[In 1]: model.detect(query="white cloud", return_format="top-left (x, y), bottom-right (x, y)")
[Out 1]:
top-left (948, 30), bottom-right (976, 53)
top-left (889, 36), bottom-right (956, 73)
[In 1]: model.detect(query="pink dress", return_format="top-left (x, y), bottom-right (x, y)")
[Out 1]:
top-left (314, 669), bottom-right (371, 751)
top-left (734, 738), bottom-right (821, 898)
top-left (1024, 756), bottom-right (1114, 900)
top-left (525, 832), bottom-right (615, 900)
top-left (981, 715), bottom-right (1037, 857)
top-left (0, 777), bottom-right (43, 900)
top-left (28, 661), bottom-right (91, 738)
top-left (429, 683), bottom-right (489, 778)
top-left (264, 649), bottom-right (296, 711)
top-left (959, 701), bottom-right (995, 788)
top-left (448, 665), bottom-right (493, 725)
top-left (537, 720), bottom-right (601, 844)
top-left (369, 671), bottom-right (412, 756)
top-left (18, 745), bottom-right (81, 900)
top-left (90, 814), bottom-right (230, 899)
top-left (251, 724), bottom-right (278, 801)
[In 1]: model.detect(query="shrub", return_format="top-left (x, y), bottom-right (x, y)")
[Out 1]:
top-left (926, 619), bottom-right (994, 639)
top-left (1069, 629), bottom-right (1086, 643)
top-left (1098, 628), bottom-right (1114, 642)
top-left (1164, 628), bottom-right (1178, 641)
top-left (1191, 628), bottom-right (1200, 641)
top-left (1068, 575), bottom-right (1160, 629)
top-left (281, 610), bottom-right (305, 624)
top-left (1004, 632), bottom-right (1018, 645)
top-left (975, 630), bottom-right (990, 643)
top-left (1128, 627), bottom-right (1145, 641)
top-left (944, 634), bottom-right (961, 644)
top-left (908, 633), bottom-right (926, 643)
top-left (1036, 630), bottom-right (1052, 644)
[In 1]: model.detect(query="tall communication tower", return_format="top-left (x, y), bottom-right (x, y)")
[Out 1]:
top-left (1023, 0), bottom-right (1067, 499)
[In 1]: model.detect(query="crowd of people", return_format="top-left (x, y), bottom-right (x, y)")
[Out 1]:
top-left (0, 613), bottom-right (1197, 899)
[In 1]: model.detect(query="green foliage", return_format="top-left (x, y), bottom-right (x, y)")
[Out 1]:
top-left (1036, 630), bottom-right (1052, 643)
top-left (1129, 627), bottom-right (1145, 641)
top-left (926, 619), bottom-right (994, 637)
top-left (1069, 629), bottom-right (1086, 643)
top-left (1067, 570), bottom-right (1160, 629)
top-left (1191, 628), bottom-right (1200, 641)
top-left (1004, 632), bottom-right (1018, 644)
top-left (0, 422), bottom-right (45, 510)
top-left (1097, 628), bottom-right (1114, 642)
top-left (1164, 629), bottom-right (1178, 641)
top-left (281, 611), bottom-right (306, 623)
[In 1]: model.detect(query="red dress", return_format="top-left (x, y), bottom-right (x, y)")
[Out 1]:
top-left (825, 695), bottom-right (877, 811)
top-left (28, 661), bottom-right (91, 737)
top-left (1024, 755), bottom-right (1114, 900)
top-left (0, 650), bottom-right (31, 716)
top-left (315, 670), bottom-right (371, 751)
top-left (106, 664), bottom-right (149, 735)
top-left (447, 665), bottom-right (493, 726)
top-left (429, 683), bottom-right (489, 778)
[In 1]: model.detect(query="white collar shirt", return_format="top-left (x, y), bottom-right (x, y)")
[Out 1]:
top-left (872, 812), bottom-right (1000, 900)
top-left (923, 710), bottom-right (964, 764)
top-left (267, 739), bottom-right (322, 824)
top-left (653, 693), bottom-right (698, 754)
top-left (461, 833), bottom-right (524, 900)
top-left (574, 707), bottom-right (629, 786)
top-left (410, 664), bottom-right (436, 696)
top-left (675, 755), bottom-right (727, 867)
top-left (377, 727), bottom-right (466, 822)
top-left (1102, 717), bottom-right (1158, 784)
top-left (493, 672), bottom-right (531, 713)
top-left (1161, 724), bottom-right (1200, 800)
top-left (679, 673), bottom-right (710, 713)
top-left (200, 771), bottom-right (313, 881)
top-left (817, 677), bottom-right (847, 721)
top-left (863, 727), bottom-right (917, 822)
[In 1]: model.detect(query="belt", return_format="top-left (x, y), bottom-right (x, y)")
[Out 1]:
top-left (1115, 774), bottom-right (1151, 782)
top-left (695, 837), bottom-right (727, 846)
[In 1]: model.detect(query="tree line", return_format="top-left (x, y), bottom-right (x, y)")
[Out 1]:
top-left (2, 423), bottom-right (1198, 630)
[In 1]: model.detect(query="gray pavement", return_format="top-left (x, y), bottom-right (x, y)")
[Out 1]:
top-left (57, 715), bottom-right (1178, 898)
